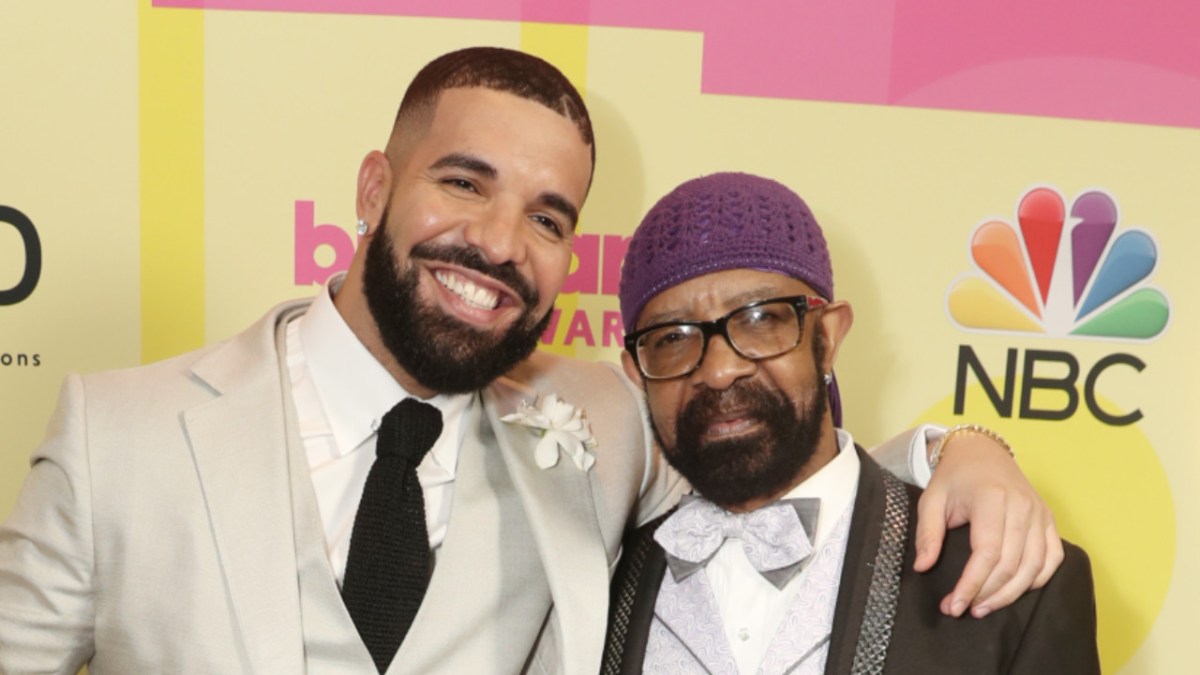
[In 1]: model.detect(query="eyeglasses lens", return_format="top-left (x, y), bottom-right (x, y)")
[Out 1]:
top-left (636, 301), bottom-right (803, 379)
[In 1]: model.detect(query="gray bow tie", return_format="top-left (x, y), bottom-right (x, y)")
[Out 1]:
top-left (655, 495), bottom-right (820, 590)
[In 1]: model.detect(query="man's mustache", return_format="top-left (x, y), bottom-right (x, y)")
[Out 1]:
top-left (410, 242), bottom-right (539, 308)
top-left (679, 381), bottom-right (780, 432)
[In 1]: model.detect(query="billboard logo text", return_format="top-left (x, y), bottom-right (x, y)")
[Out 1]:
top-left (0, 206), bottom-right (42, 306)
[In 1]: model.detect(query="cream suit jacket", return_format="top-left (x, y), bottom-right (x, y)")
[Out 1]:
top-left (0, 299), bottom-right (684, 674)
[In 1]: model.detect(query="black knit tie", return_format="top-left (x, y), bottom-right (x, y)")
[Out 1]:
top-left (342, 398), bottom-right (443, 674)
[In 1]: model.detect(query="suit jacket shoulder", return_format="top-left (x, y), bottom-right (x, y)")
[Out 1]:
top-left (80, 298), bottom-right (310, 404)
top-left (835, 454), bottom-right (1100, 675)
top-left (881, 513), bottom-right (1099, 673)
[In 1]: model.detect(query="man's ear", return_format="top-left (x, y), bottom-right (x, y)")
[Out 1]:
top-left (816, 300), bottom-right (854, 373)
top-left (356, 150), bottom-right (393, 233)
top-left (621, 349), bottom-right (647, 390)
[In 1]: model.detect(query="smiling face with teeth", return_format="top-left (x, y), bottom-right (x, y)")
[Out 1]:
top-left (340, 86), bottom-right (593, 397)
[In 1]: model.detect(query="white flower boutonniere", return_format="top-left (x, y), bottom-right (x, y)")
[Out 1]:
top-left (500, 394), bottom-right (598, 472)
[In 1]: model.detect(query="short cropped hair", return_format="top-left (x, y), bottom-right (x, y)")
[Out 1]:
top-left (395, 46), bottom-right (595, 163)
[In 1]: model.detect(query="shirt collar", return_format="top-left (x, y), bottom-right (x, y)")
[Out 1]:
top-left (297, 274), bottom-right (470, 473)
top-left (779, 428), bottom-right (861, 549)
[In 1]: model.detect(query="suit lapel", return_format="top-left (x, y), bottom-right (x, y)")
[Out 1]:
top-left (183, 303), bottom-right (308, 674)
top-left (621, 547), bottom-right (665, 675)
top-left (825, 450), bottom-right (907, 675)
top-left (484, 377), bottom-right (610, 675)
top-left (824, 449), bottom-right (885, 675)
top-left (604, 514), bottom-right (670, 675)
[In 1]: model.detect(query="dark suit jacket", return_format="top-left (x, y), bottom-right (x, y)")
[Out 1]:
top-left (602, 449), bottom-right (1100, 674)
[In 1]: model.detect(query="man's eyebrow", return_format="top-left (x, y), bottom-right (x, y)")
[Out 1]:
top-left (722, 286), bottom-right (788, 308)
top-left (638, 285), bottom-right (790, 328)
top-left (429, 152), bottom-right (497, 179)
top-left (537, 192), bottom-right (580, 229)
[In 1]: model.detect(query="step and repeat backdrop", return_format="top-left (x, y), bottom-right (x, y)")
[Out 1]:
top-left (2, 2), bottom-right (1197, 672)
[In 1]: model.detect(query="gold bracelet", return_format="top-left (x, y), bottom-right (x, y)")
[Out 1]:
top-left (929, 424), bottom-right (1014, 470)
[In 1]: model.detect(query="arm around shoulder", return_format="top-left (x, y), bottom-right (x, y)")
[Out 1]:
top-left (868, 423), bottom-right (1064, 617)
top-left (0, 374), bottom-right (96, 674)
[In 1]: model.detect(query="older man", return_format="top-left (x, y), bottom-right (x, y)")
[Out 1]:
top-left (2, 50), bottom-right (1056, 675)
top-left (603, 173), bottom-right (1099, 674)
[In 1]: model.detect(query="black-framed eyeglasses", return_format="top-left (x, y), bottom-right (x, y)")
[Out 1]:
top-left (624, 295), bottom-right (828, 380)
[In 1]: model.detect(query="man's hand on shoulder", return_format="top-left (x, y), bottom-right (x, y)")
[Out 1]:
top-left (913, 426), bottom-right (1064, 619)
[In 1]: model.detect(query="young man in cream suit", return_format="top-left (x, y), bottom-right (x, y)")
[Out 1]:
top-left (0, 48), bottom-right (1060, 674)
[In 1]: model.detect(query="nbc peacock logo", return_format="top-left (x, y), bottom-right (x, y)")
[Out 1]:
top-left (938, 187), bottom-right (1176, 675)
top-left (947, 187), bottom-right (1170, 341)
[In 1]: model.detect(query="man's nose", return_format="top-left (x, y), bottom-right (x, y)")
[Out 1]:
top-left (691, 334), bottom-right (757, 391)
top-left (463, 200), bottom-right (528, 267)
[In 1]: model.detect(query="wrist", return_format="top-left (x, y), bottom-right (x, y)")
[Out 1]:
top-left (913, 424), bottom-right (944, 487)
top-left (929, 424), bottom-right (1013, 471)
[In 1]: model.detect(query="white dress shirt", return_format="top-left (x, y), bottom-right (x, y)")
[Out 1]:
top-left (909, 424), bottom-right (943, 487)
top-left (285, 278), bottom-right (472, 585)
top-left (705, 429), bottom-right (861, 674)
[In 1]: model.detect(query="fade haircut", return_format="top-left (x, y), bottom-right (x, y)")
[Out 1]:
top-left (389, 46), bottom-right (595, 167)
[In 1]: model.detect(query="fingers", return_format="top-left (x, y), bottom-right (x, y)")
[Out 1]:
top-left (912, 424), bottom-right (1067, 618)
top-left (938, 487), bottom-right (1005, 617)
top-left (970, 494), bottom-right (1041, 617)
top-left (1033, 519), bottom-right (1064, 588)
top-left (945, 494), bottom-right (1066, 618)
top-left (913, 486), bottom-right (948, 573)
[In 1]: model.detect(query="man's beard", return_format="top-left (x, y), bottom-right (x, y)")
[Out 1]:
top-left (652, 339), bottom-right (828, 509)
top-left (361, 218), bottom-right (552, 394)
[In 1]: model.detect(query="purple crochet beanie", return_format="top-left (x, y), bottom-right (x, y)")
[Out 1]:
top-left (619, 172), bottom-right (843, 426)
